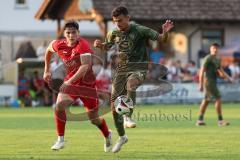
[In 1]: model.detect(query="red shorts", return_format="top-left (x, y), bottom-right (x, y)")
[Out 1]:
top-left (18, 90), bottom-right (30, 97)
top-left (62, 82), bottom-right (99, 110)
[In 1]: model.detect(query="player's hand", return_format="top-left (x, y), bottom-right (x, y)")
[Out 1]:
top-left (162, 20), bottom-right (174, 33)
top-left (93, 39), bottom-right (103, 48)
top-left (43, 71), bottom-right (51, 83)
top-left (63, 80), bottom-right (72, 86)
top-left (198, 85), bottom-right (203, 92)
top-left (59, 80), bottom-right (71, 93)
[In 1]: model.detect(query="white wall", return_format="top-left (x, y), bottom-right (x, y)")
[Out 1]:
top-left (173, 23), bottom-right (201, 65)
top-left (224, 24), bottom-right (240, 45)
top-left (174, 23), bottom-right (240, 66)
top-left (0, 0), bottom-right (100, 35)
top-left (0, 0), bottom-right (101, 65)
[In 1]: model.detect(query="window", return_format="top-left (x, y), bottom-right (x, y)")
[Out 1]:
top-left (202, 29), bottom-right (224, 53)
top-left (15, 0), bottom-right (28, 9)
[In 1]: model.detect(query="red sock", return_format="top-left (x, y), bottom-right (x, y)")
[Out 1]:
top-left (54, 109), bottom-right (66, 136)
top-left (97, 119), bottom-right (110, 138)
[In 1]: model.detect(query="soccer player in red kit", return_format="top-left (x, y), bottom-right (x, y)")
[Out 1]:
top-left (43, 21), bottom-right (112, 152)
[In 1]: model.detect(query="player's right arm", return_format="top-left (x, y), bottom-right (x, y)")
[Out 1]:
top-left (43, 40), bottom-right (56, 83)
top-left (217, 68), bottom-right (234, 83)
top-left (199, 57), bottom-right (208, 91)
top-left (198, 67), bottom-right (205, 92)
top-left (94, 31), bottom-right (114, 51)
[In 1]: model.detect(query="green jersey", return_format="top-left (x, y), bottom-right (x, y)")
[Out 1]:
top-left (202, 54), bottom-right (221, 82)
top-left (105, 23), bottom-right (158, 72)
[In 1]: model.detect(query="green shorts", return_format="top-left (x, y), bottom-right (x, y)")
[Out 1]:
top-left (110, 71), bottom-right (146, 102)
top-left (204, 79), bottom-right (221, 101)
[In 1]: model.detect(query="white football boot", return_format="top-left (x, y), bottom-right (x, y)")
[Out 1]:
top-left (51, 141), bottom-right (64, 150)
top-left (124, 116), bottom-right (136, 128)
top-left (104, 130), bottom-right (112, 152)
top-left (112, 135), bottom-right (128, 153)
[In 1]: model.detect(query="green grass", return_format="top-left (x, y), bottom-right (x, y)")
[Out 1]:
top-left (0, 104), bottom-right (240, 160)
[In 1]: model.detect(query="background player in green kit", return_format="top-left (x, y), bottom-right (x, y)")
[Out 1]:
top-left (94, 6), bottom-right (174, 153)
top-left (196, 43), bottom-right (234, 126)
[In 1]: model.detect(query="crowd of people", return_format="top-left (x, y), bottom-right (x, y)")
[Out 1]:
top-left (18, 41), bottom-right (240, 107)
top-left (18, 69), bottom-right (53, 107)
top-left (147, 47), bottom-right (240, 83)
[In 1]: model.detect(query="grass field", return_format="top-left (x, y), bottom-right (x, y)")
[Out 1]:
top-left (0, 104), bottom-right (240, 160)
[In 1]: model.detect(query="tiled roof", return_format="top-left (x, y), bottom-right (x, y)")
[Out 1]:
top-left (35, 0), bottom-right (240, 22)
top-left (93, 0), bottom-right (240, 21)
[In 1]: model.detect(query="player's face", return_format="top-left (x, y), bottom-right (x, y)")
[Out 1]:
top-left (210, 46), bottom-right (218, 56)
top-left (113, 14), bottom-right (130, 31)
top-left (64, 27), bottom-right (79, 45)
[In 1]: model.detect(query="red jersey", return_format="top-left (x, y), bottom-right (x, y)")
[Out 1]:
top-left (52, 37), bottom-right (95, 85)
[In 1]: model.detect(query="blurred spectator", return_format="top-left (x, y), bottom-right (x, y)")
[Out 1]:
top-left (187, 60), bottom-right (198, 76)
top-left (50, 55), bottom-right (65, 107)
top-left (175, 60), bottom-right (184, 82)
top-left (96, 67), bottom-right (111, 91)
top-left (229, 62), bottom-right (240, 81)
top-left (18, 69), bottom-right (32, 106)
top-left (166, 60), bottom-right (178, 82)
top-left (36, 40), bottom-right (47, 60)
top-left (149, 44), bottom-right (164, 64)
top-left (32, 70), bottom-right (50, 106)
top-left (95, 63), bottom-right (111, 105)
top-left (181, 70), bottom-right (193, 83)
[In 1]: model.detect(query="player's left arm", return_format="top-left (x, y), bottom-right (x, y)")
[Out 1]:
top-left (157, 20), bottom-right (174, 42)
top-left (217, 68), bottom-right (234, 83)
top-left (65, 53), bottom-right (92, 85)
top-left (138, 20), bottom-right (174, 43)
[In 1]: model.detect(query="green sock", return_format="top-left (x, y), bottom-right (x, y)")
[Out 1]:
top-left (129, 108), bottom-right (134, 118)
top-left (198, 115), bottom-right (204, 121)
top-left (218, 115), bottom-right (223, 121)
top-left (112, 111), bottom-right (125, 136)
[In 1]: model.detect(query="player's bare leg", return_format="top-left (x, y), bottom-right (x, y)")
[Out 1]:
top-left (196, 99), bottom-right (209, 126)
top-left (51, 93), bottom-right (73, 150)
top-left (87, 108), bottom-right (112, 152)
top-left (215, 98), bottom-right (230, 126)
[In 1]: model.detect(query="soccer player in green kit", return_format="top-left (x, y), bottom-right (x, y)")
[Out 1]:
top-left (94, 6), bottom-right (174, 153)
top-left (196, 43), bottom-right (234, 126)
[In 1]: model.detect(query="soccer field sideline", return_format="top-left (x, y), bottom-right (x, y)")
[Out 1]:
top-left (0, 104), bottom-right (240, 160)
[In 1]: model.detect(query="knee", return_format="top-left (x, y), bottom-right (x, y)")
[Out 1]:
top-left (55, 103), bottom-right (63, 111)
top-left (55, 101), bottom-right (68, 111)
top-left (127, 79), bottom-right (139, 91)
top-left (90, 119), bottom-right (101, 126)
top-left (215, 98), bottom-right (221, 103)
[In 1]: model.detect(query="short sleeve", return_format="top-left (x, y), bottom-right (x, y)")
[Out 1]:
top-left (202, 56), bottom-right (210, 69)
top-left (51, 40), bottom-right (58, 52)
top-left (216, 59), bottom-right (221, 69)
top-left (104, 30), bottom-right (115, 49)
top-left (80, 38), bottom-right (93, 54)
top-left (136, 25), bottom-right (159, 40)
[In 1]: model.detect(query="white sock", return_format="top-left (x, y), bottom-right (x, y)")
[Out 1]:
top-left (120, 135), bottom-right (127, 139)
top-left (58, 136), bottom-right (64, 142)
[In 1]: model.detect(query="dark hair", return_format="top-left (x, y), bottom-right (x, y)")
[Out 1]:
top-left (64, 20), bottom-right (79, 30)
top-left (111, 6), bottom-right (129, 17)
top-left (211, 43), bottom-right (220, 47)
top-left (190, 60), bottom-right (196, 66)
